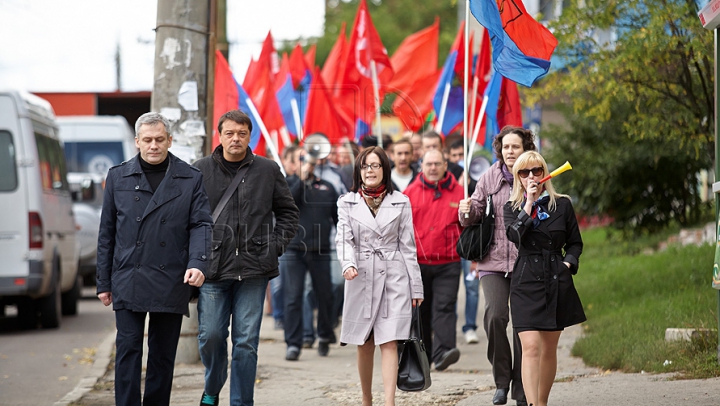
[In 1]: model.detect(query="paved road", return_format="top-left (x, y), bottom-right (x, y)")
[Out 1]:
top-left (0, 288), bottom-right (115, 406)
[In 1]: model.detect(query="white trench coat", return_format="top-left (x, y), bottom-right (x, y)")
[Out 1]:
top-left (335, 191), bottom-right (424, 345)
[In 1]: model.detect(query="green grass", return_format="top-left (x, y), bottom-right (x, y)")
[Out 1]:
top-left (571, 226), bottom-right (720, 379)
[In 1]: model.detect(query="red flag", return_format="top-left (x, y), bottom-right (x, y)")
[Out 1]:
top-left (392, 70), bottom-right (441, 131)
top-left (244, 31), bottom-right (279, 96)
top-left (498, 78), bottom-right (523, 128)
top-left (451, 21), bottom-right (468, 83)
top-left (339, 0), bottom-right (394, 125)
top-left (388, 18), bottom-right (439, 96)
top-left (289, 44), bottom-right (309, 88)
top-left (304, 44), bottom-right (317, 70)
top-left (213, 50), bottom-right (240, 149)
top-left (304, 67), bottom-right (351, 144)
top-left (321, 22), bottom-right (347, 88)
top-left (471, 28), bottom-right (493, 142)
top-left (274, 53), bottom-right (290, 92)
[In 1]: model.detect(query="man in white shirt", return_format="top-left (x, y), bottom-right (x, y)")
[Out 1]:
top-left (390, 138), bottom-right (417, 192)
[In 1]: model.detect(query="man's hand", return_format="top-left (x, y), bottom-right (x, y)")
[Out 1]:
top-left (98, 292), bottom-right (112, 307)
top-left (184, 268), bottom-right (206, 287)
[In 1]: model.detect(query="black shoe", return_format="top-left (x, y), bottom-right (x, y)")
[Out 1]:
top-left (492, 388), bottom-right (509, 405)
top-left (285, 346), bottom-right (300, 361)
top-left (318, 341), bottom-right (330, 356)
top-left (516, 399), bottom-right (528, 406)
top-left (199, 391), bottom-right (219, 406)
top-left (302, 339), bottom-right (314, 349)
top-left (434, 348), bottom-right (460, 371)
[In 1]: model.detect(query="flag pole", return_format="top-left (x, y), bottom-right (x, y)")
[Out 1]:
top-left (469, 94), bottom-right (489, 159)
top-left (463, 0), bottom-right (470, 202)
top-left (244, 96), bottom-right (286, 176)
top-left (291, 98), bottom-right (304, 141)
top-left (469, 75), bottom-right (479, 150)
top-left (370, 60), bottom-right (383, 148)
top-left (435, 82), bottom-right (451, 134)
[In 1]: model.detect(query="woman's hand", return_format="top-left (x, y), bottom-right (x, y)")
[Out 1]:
top-left (458, 198), bottom-right (472, 215)
top-left (343, 266), bottom-right (358, 280)
top-left (412, 299), bottom-right (423, 307)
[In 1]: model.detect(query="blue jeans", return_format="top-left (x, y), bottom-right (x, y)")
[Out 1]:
top-left (270, 265), bottom-right (284, 322)
top-left (461, 259), bottom-right (479, 333)
top-left (198, 277), bottom-right (268, 406)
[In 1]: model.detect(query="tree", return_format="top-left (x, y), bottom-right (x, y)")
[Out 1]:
top-left (529, 0), bottom-right (714, 234)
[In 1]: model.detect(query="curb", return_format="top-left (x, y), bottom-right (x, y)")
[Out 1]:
top-left (53, 330), bottom-right (115, 406)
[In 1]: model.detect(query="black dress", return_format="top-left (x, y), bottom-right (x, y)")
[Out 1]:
top-left (503, 196), bottom-right (586, 332)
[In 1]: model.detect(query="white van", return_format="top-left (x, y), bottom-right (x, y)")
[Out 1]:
top-left (57, 116), bottom-right (137, 281)
top-left (0, 91), bottom-right (82, 329)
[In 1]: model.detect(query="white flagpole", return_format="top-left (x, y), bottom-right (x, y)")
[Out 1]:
top-left (244, 97), bottom-right (286, 176)
top-left (463, 6), bottom-right (470, 202)
top-left (370, 60), bottom-right (383, 148)
top-left (469, 94), bottom-right (489, 159)
top-left (434, 82), bottom-right (451, 134)
top-left (290, 98), bottom-right (304, 141)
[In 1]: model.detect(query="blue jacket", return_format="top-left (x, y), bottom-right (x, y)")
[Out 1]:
top-left (96, 153), bottom-right (212, 315)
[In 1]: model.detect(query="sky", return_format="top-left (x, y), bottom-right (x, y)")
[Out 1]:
top-left (0, 0), bottom-right (325, 93)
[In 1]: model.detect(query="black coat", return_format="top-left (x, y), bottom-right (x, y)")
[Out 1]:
top-left (504, 196), bottom-right (586, 331)
top-left (193, 146), bottom-right (299, 281)
top-left (286, 175), bottom-right (339, 252)
top-left (96, 153), bottom-right (212, 315)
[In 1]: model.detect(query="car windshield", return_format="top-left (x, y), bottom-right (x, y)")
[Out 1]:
top-left (0, 131), bottom-right (17, 192)
top-left (63, 141), bottom-right (125, 176)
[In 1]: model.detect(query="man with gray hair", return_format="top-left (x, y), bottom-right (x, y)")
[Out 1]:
top-left (96, 112), bottom-right (213, 406)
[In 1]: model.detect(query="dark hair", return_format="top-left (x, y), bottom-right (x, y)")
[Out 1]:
top-left (421, 130), bottom-right (444, 148)
top-left (282, 144), bottom-right (300, 161)
top-left (492, 126), bottom-right (536, 163)
top-left (449, 139), bottom-right (464, 151)
top-left (351, 146), bottom-right (394, 193)
top-left (217, 109), bottom-right (253, 135)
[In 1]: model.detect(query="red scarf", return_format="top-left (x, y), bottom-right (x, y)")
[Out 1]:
top-left (360, 184), bottom-right (387, 199)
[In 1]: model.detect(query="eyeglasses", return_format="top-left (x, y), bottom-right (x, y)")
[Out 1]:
top-left (517, 167), bottom-right (544, 178)
top-left (360, 163), bottom-right (382, 171)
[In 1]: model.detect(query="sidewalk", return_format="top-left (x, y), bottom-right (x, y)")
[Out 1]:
top-left (71, 281), bottom-right (720, 406)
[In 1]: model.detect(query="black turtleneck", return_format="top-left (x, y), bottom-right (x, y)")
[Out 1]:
top-left (139, 155), bottom-right (169, 193)
top-left (220, 152), bottom-right (250, 173)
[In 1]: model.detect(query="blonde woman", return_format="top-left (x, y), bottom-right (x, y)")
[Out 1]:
top-left (503, 151), bottom-right (585, 406)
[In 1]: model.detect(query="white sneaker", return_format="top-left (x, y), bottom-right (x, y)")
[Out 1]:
top-left (464, 329), bottom-right (479, 344)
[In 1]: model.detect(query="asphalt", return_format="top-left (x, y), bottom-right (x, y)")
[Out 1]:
top-left (64, 282), bottom-right (720, 406)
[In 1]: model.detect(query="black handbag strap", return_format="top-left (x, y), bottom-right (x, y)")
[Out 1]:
top-left (410, 305), bottom-right (423, 340)
top-left (211, 165), bottom-right (249, 223)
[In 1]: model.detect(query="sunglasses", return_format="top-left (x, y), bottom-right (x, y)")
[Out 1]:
top-left (517, 167), bottom-right (544, 178)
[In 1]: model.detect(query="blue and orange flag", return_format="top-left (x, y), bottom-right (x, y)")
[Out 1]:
top-left (469, 0), bottom-right (558, 87)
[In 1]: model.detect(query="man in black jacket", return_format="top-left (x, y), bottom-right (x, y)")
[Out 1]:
top-left (96, 112), bottom-right (212, 406)
top-left (282, 151), bottom-right (339, 361)
top-left (193, 110), bottom-right (299, 406)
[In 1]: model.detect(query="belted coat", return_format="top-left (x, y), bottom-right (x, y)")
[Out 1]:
top-left (503, 196), bottom-right (586, 331)
top-left (96, 153), bottom-right (212, 316)
top-left (335, 191), bottom-right (424, 345)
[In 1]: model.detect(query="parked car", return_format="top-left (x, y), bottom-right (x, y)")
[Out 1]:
top-left (57, 116), bottom-right (137, 283)
top-left (0, 91), bottom-right (86, 328)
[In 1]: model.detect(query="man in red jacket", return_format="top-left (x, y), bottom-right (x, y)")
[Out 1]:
top-left (404, 149), bottom-right (464, 371)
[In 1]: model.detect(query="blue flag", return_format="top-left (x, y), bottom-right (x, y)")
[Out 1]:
top-left (469, 0), bottom-right (558, 87)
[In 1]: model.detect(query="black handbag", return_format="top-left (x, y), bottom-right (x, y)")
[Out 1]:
top-left (456, 193), bottom-right (495, 262)
top-left (397, 305), bottom-right (432, 392)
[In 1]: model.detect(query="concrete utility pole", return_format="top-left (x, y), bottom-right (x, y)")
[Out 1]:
top-left (152, 0), bottom-right (210, 164)
top-left (150, 0), bottom-right (211, 364)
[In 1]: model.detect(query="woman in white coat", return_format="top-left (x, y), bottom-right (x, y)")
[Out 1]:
top-left (336, 146), bottom-right (424, 406)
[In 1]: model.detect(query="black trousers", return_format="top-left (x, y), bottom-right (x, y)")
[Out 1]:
top-left (419, 262), bottom-right (461, 364)
top-left (281, 249), bottom-right (336, 349)
top-left (114, 309), bottom-right (183, 406)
